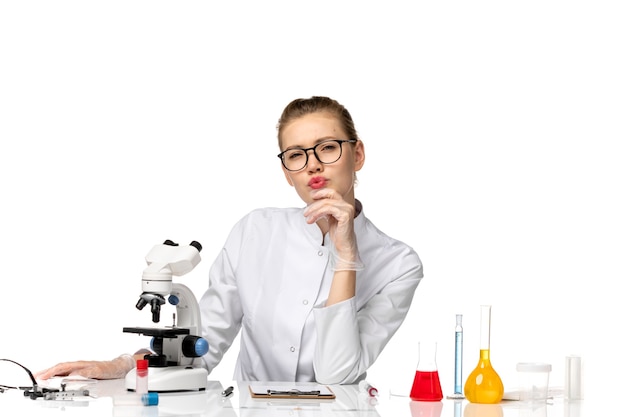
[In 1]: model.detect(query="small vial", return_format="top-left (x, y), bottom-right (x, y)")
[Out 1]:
top-left (113, 392), bottom-right (159, 406)
top-left (358, 380), bottom-right (379, 397)
top-left (565, 355), bottom-right (583, 400)
top-left (136, 359), bottom-right (149, 394)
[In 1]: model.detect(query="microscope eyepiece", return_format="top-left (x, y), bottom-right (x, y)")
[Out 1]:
top-left (190, 241), bottom-right (202, 252)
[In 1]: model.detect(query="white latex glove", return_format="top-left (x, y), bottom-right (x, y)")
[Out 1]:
top-left (35, 354), bottom-right (135, 380)
top-left (303, 188), bottom-right (364, 271)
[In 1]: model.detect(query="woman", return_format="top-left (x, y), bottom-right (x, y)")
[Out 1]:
top-left (36, 96), bottom-right (423, 384)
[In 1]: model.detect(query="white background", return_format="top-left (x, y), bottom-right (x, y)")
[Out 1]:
top-left (1, 0), bottom-right (624, 404)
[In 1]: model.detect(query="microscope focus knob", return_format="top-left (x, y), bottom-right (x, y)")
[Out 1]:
top-left (182, 335), bottom-right (209, 358)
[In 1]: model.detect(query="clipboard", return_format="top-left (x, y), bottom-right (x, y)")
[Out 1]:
top-left (248, 384), bottom-right (336, 399)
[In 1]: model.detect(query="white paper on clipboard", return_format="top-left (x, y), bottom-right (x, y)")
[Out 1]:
top-left (248, 384), bottom-right (336, 399)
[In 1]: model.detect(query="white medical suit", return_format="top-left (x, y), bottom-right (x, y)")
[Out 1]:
top-left (199, 201), bottom-right (423, 384)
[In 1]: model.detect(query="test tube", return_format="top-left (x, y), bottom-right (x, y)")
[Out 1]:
top-left (454, 314), bottom-right (463, 396)
top-left (358, 380), bottom-right (379, 397)
top-left (447, 314), bottom-right (465, 399)
top-left (113, 392), bottom-right (159, 406)
top-left (136, 359), bottom-right (149, 394)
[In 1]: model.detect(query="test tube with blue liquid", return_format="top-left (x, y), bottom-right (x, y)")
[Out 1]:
top-left (447, 314), bottom-right (465, 399)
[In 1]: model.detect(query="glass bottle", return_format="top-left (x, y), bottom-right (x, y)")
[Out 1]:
top-left (410, 341), bottom-right (443, 401)
top-left (464, 305), bottom-right (504, 404)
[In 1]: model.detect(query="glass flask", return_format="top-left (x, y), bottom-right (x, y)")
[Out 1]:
top-left (464, 305), bottom-right (504, 404)
top-left (410, 341), bottom-right (443, 401)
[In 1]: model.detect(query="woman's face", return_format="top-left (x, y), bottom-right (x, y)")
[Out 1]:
top-left (280, 111), bottom-right (365, 205)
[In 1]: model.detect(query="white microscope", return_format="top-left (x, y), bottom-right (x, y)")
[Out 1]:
top-left (123, 240), bottom-right (209, 392)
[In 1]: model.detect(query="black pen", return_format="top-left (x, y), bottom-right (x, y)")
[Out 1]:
top-left (221, 386), bottom-right (234, 397)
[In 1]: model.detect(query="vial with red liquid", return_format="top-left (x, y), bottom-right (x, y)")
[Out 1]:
top-left (136, 359), bottom-right (149, 394)
top-left (410, 341), bottom-right (443, 401)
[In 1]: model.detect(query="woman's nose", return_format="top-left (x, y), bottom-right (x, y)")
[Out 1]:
top-left (306, 149), bottom-right (323, 172)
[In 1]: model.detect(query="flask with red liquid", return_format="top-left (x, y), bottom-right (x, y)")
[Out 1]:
top-left (410, 341), bottom-right (443, 401)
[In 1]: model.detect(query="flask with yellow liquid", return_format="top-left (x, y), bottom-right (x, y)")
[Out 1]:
top-left (464, 304), bottom-right (504, 404)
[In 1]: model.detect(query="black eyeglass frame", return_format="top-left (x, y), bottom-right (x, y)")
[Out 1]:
top-left (277, 139), bottom-right (357, 172)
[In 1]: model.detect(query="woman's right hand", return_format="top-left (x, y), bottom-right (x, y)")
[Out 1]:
top-left (304, 187), bottom-right (363, 271)
top-left (34, 354), bottom-right (135, 380)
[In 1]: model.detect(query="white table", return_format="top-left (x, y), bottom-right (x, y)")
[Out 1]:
top-left (0, 379), bottom-right (592, 416)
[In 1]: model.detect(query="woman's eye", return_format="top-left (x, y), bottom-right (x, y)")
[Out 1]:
top-left (319, 143), bottom-right (338, 153)
top-left (287, 151), bottom-right (304, 160)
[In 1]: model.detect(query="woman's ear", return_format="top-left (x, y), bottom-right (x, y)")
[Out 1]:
top-left (354, 140), bottom-right (365, 172)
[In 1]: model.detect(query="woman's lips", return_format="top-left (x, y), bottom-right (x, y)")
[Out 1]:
top-left (308, 177), bottom-right (327, 189)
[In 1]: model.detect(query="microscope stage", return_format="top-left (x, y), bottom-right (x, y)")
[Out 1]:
top-left (123, 326), bottom-right (190, 338)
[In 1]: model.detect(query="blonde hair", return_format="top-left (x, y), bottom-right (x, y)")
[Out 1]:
top-left (277, 96), bottom-right (359, 150)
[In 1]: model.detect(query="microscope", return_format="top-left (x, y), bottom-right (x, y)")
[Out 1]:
top-left (123, 240), bottom-right (209, 392)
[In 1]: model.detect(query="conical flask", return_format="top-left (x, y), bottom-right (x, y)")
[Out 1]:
top-left (410, 341), bottom-right (443, 401)
top-left (464, 305), bottom-right (504, 403)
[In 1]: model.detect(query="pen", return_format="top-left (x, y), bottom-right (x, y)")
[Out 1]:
top-left (221, 386), bottom-right (234, 397)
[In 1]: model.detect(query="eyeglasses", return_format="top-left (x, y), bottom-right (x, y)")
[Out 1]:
top-left (277, 139), bottom-right (357, 172)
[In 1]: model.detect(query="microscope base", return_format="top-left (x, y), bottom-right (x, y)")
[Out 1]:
top-left (125, 366), bottom-right (208, 392)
